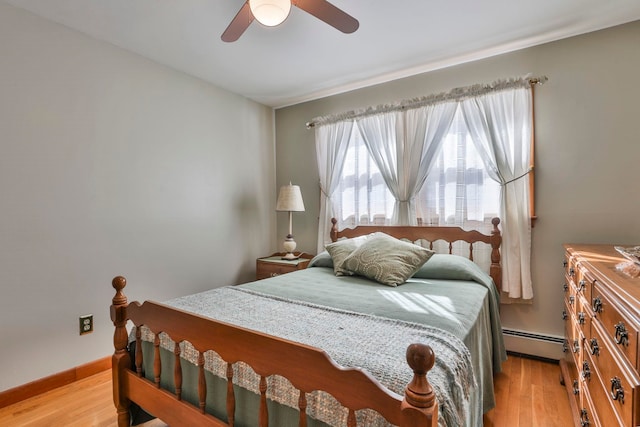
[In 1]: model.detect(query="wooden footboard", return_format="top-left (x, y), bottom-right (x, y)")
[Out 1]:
top-left (111, 276), bottom-right (438, 427)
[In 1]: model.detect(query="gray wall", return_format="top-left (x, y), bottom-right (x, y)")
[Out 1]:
top-left (0, 2), bottom-right (275, 391)
top-left (275, 20), bottom-right (640, 356)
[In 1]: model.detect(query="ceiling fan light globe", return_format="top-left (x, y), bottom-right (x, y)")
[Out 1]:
top-left (249, 0), bottom-right (292, 27)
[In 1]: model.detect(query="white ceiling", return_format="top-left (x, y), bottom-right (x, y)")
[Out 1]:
top-left (5, 0), bottom-right (640, 108)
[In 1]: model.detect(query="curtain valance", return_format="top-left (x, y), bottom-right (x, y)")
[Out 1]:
top-left (307, 75), bottom-right (546, 128)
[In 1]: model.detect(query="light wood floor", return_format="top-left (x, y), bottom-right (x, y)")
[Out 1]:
top-left (483, 355), bottom-right (573, 427)
top-left (0, 355), bottom-right (573, 427)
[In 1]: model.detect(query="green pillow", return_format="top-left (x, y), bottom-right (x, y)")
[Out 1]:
top-left (325, 234), bottom-right (372, 276)
top-left (340, 232), bottom-right (435, 286)
top-left (411, 253), bottom-right (496, 290)
top-left (308, 251), bottom-right (334, 269)
top-left (412, 254), bottom-right (481, 280)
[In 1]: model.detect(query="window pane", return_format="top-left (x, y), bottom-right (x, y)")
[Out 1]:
top-left (414, 111), bottom-right (500, 270)
top-left (334, 129), bottom-right (394, 229)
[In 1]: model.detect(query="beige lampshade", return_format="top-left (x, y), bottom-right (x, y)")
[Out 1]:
top-left (276, 183), bottom-right (305, 212)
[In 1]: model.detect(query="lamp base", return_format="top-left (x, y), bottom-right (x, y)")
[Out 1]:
top-left (282, 234), bottom-right (298, 260)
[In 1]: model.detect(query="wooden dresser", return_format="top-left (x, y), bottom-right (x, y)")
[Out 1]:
top-left (561, 244), bottom-right (640, 427)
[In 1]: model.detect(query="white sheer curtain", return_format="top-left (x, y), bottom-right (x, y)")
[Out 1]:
top-left (354, 112), bottom-right (404, 222)
top-left (355, 102), bottom-right (458, 225)
top-left (334, 131), bottom-right (395, 229)
top-left (314, 121), bottom-right (354, 253)
top-left (414, 109), bottom-right (501, 272)
top-left (460, 86), bottom-right (533, 300)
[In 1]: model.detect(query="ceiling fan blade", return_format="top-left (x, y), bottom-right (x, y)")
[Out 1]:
top-left (221, 1), bottom-right (254, 42)
top-left (293, 0), bottom-right (359, 33)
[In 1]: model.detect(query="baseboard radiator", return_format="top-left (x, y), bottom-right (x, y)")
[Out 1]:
top-left (502, 328), bottom-right (565, 361)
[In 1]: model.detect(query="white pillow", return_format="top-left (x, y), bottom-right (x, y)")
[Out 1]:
top-left (324, 234), bottom-right (373, 276)
top-left (340, 232), bottom-right (435, 286)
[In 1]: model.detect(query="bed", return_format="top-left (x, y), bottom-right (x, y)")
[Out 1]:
top-left (110, 218), bottom-right (506, 427)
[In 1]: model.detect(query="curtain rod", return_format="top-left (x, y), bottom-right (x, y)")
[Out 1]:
top-left (306, 75), bottom-right (547, 129)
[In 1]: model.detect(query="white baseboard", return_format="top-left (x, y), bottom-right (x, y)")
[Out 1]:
top-left (502, 328), bottom-right (565, 361)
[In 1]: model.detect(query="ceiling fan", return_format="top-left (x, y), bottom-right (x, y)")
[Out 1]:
top-left (221, 0), bottom-right (359, 42)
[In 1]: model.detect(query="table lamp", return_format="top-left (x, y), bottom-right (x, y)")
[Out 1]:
top-left (276, 183), bottom-right (305, 260)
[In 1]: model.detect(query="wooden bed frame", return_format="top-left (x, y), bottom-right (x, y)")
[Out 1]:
top-left (331, 217), bottom-right (503, 288)
top-left (110, 218), bottom-right (502, 427)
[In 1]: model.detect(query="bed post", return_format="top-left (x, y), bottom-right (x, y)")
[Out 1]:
top-left (110, 276), bottom-right (131, 427)
top-left (490, 217), bottom-right (502, 290)
top-left (401, 344), bottom-right (438, 427)
top-left (330, 217), bottom-right (339, 242)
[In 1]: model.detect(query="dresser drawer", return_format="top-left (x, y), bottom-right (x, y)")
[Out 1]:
top-left (586, 346), bottom-right (625, 427)
top-left (575, 265), bottom-right (595, 311)
top-left (580, 380), bottom-right (602, 427)
top-left (593, 282), bottom-right (639, 370)
top-left (565, 254), bottom-right (578, 285)
top-left (565, 300), bottom-right (583, 362)
top-left (564, 348), bottom-right (581, 410)
top-left (565, 276), bottom-right (579, 317)
top-left (564, 305), bottom-right (583, 410)
top-left (576, 294), bottom-right (592, 340)
top-left (590, 321), bottom-right (640, 426)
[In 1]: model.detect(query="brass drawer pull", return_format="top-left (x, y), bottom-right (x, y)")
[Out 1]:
top-left (563, 260), bottom-right (568, 268)
top-left (573, 339), bottom-right (580, 354)
top-left (614, 322), bottom-right (629, 346)
top-left (578, 312), bottom-right (586, 325)
top-left (563, 283), bottom-right (569, 292)
top-left (580, 409), bottom-right (590, 426)
top-left (270, 272), bottom-right (279, 277)
top-left (592, 297), bottom-right (602, 313)
top-left (570, 267), bottom-right (575, 276)
top-left (578, 279), bottom-right (586, 292)
top-left (573, 379), bottom-right (580, 395)
top-left (581, 361), bottom-right (591, 380)
top-left (562, 339), bottom-right (568, 353)
top-left (589, 338), bottom-right (599, 356)
top-left (562, 310), bottom-right (568, 321)
top-left (610, 377), bottom-right (625, 403)
top-left (569, 295), bottom-right (575, 305)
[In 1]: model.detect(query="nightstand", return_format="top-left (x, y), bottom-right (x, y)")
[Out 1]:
top-left (256, 252), bottom-right (313, 280)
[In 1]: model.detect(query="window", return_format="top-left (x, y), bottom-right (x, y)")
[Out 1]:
top-left (333, 110), bottom-right (500, 232)
top-left (335, 127), bottom-right (394, 227)
top-left (331, 110), bottom-right (500, 270)
top-left (316, 79), bottom-right (539, 300)
top-left (415, 110), bottom-right (500, 230)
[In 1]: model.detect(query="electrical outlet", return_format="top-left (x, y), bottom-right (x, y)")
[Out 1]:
top-left (79, 314), bottom-right (93, 335)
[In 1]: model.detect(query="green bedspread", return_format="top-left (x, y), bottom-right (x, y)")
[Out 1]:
top-left (136, 253), bottom-right (506, 427)
top-left (241, 255), bottom-right (506, 417)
